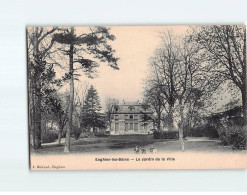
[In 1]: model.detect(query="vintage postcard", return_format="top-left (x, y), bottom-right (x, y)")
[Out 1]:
top-left (27, 25), bottom-right (247, 170)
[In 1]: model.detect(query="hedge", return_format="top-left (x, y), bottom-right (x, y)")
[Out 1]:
top-left (41, 131), bottom-right (58, 143)
top-left (153, 130), bottom-right (179, 139)
top-left (94, 131), bottom-right (110, 137)
top-left (218, 125), bottom-right (246, 150)
top-left (185, 124), bottom-right (219, 138)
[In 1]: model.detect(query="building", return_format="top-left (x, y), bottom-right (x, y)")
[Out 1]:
top-left (109, 102), bottom-right (153, 134)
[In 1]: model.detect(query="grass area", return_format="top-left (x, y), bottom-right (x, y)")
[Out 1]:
top-left (32, 134), bottom-right (247, 155)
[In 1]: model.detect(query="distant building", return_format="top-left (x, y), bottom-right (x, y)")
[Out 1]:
top-left (109, 102), bottom-right (153, 134)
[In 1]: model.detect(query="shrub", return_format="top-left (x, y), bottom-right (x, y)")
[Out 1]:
top-left (79, 132), bottom-right (89, 138)
top-left (153, 130), bottom-right (179, 139)
top-left (186, 126), bottom-right (204, 137)
top-left (218, 125), bottom-right (246, 150)
top-left (206, 125), bottom-right (220, 138)
top-left (41, 131), bottom-right (58, 143)
top-left (94, 131), bottom-right (110, 137)
top-left (186, 125), bottom-right (219, 138)
top-left (71, 125), bottom-right (82, 140)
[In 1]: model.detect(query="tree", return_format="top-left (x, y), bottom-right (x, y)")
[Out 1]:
top-left (146, 30), bottom-right (216, 150)
top-left (72, 82), bottom-right (89, 139)
top-left (53, 26), bottom-right (119, 152)
top-left (27, 27), bottom-right (58, 149)
top-left (144, 82), bottom-right (165, 131)
top-left (185, 88), bottom-right (205, 130)
top-left (80, 85), bottom-right (105, 132)
top-left (104, 97), bottom-right (119, 129)
top-left (45, 93), bottom-right (70, 145)
top-left (192, 25), bottom-right (247, 124)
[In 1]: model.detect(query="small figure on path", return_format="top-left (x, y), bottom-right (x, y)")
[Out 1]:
top-left (134, 146), bottom-right (140, 154)
top-left (140, 147), bottom-right (146, 154)
top-left (150, 147), bottom-right (158, 154)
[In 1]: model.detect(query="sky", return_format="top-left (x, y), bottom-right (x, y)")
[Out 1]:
top-left (74, 26), bottom-right (189, 106)
top-left (56, 25), bottom-right (241, 112)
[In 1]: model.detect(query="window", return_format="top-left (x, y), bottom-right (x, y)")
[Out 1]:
top-left (134, 115), bottom-right (138, 119)
top-left (125, 115), bottom-right (129, 119)
top-left (134, 123), bottom-right (138, 131)
top-left (115, 115), bottom-right (119, 121)
top-left (129, 123), bottom-right (133, 130)
top-left (115, 123), bottom-right (119, 132)
top-left (130, 115), bottom-right (133, 119)
top-left (114, 106), bottom-right (119, 112)
top-left (144, 123), bottom-right (148, 130)
top-left (125, 123), bottom-right (128, 131)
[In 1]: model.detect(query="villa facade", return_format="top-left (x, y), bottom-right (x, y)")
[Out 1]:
top-left (110, 102), bottom-right (153, 134)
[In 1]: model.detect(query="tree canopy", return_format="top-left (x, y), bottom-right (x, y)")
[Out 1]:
top-left (80, 85), bottom-right (105, 131)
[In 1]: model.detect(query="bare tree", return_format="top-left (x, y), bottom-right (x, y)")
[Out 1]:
top-left (192, 25), bottom-right (247, 124)
top-left (73, 81), bottom-right (89, 138)
top-left (146, 31), bottom-right (217, 150)
top-left (144, 82), bottom-right (165, 131)
top-left (104, 97), bottom-right (119, 129)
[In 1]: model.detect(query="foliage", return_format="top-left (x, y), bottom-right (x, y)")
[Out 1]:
top-left (41, 131), bottom-right (58, 143)
top-left (53, 26), bottom-right (119, 79)
top-left (94, 131), bottom-right (110, 137)
top-left (140, 112), bottom-right (153, 123)
top-left (192, 25), bottom-right (246, 89)
top-left (143, 84), bottom-right (165, 131)
top-left (27, 27), bottom-right (60, 149)
top-left (153, 130), bottom-right (179, 140)
top-left (71, 125), bottom-right (82, 140)
top-left (145, 30), bottom-right (216, 151)
top-left (44, 95), bottom-right (67, 121)
top-left (104, 97), bottom-right (119, 125)
top-left (80, 85), bottom-right (106, 130)
top-left (192, 25), bottom-right (247, 124)
top-left (52, 26), bottom-right (119, 152)
top-left (185, 124), bottom-right (219, 138)
top-left (218, 125), bottom-right (246, 149)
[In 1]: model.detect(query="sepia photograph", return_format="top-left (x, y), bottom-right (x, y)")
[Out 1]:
top-left (27, 25), bottom-right (247, 170)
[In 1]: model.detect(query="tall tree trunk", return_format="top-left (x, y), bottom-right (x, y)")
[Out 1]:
top-left (179, 101), bottom-right (185, 151)
top-left (31, 89), bottom-right (36, 148)
top-left (28, 55), bottom-right (34, 147)
top-left (58, 121), bottom-right (63, 145)
top-left (157, 112), bottom-right (161, 131)
top-left (33, 27), bottom-right (42, 149)
top-left (243, 27), bottom-right (247, 125)
top-left (76, 115), bottom-right (81, 140)
top-left (64, 27), bottom-right (74, 153)
top-left (242, 87), bottom-right (247, 125)
top-left (168, 106), bottom-right (174, 131)
top-left (58, 131), bottom-right (62, 145)
top-left (34, 89), bottom-right (42, 148)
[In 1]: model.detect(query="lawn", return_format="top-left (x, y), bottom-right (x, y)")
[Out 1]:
top-left (32, 134), bottom-right (247, 155)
